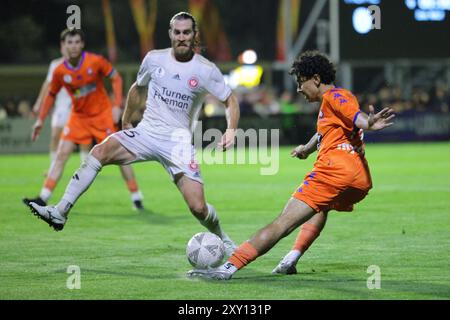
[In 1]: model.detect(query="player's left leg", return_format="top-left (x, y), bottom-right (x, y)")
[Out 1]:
top-left (272, 154), bottom-right (372, 275)
top-left (175, 174), bottom-right (237, 257)
top-left (119, 165), bottom-right (144, 210)
top-left (48, 101), bottom-right (71, 174)
top-left (42, 126), bottom-right (63, 178)
top-left (272, 211), bottom-right (328, 274)
top-left (187, 197), bottom-right (317, 280)
top-left (49, 126), bottom-right (64, 168)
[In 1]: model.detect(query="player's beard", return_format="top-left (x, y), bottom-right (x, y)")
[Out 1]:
top-left (173, 42), bottom-right (194, 62)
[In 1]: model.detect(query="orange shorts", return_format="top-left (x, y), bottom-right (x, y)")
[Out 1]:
top-left (61, 111), bottom-right (116, 145)
top-left (293, 149), bottom-right (373, 213)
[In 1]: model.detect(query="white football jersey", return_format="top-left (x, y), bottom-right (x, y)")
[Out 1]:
top-left (136, 48), bottom-right (232, 140)
top-left (46, 58), bottom-right (72, 109)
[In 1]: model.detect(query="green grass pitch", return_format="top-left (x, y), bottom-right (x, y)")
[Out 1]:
top-left (0, 143), bottom-right (449, 299)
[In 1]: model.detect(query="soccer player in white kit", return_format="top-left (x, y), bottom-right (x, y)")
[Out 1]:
top-left (32, 42), bottom-right (91, 167)
top-left (27, 12), bottom-right (240, 256)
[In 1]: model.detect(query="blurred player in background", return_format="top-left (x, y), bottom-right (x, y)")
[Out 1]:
top-left (32, 39), bottom-right (91, 170)
top-left (187, 50), bottom-right (395, 280)
top-left (25, 13), bottom-right (240, 257)
top-left (23, 28), bottom-right (144, 212)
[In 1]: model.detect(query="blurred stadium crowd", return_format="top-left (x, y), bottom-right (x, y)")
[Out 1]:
top-left (1, 79), bottom-right (449, 121)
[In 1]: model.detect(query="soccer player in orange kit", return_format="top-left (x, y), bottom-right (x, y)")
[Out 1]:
top-left (23, 29), bottom-right (144, 217)
top-left (187, 50), bottom-right (395, 280)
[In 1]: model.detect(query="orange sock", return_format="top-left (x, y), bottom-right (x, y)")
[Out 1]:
top-left (126, 179), bottom-right (138, 193)
top-left (43, 178), bottom-right (57, 191)
top-left (228, 241), bottom-right (259, 270)
top-left (292, 223), bottom-right (321, 253)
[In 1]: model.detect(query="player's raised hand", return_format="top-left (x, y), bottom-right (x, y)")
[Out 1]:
top-left (291, 144), bottom-right (309, 159)
top-left (368, 105), bottom-right (395, 131)
top-left (31, 119), bottom-right (43, 142)
top-left (218, 129), bottom-right (236, 151)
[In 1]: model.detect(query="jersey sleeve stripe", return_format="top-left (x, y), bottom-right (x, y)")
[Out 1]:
top-left (353, 111), bottom-right (361, 125)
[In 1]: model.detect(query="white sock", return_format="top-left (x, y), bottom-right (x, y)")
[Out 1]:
top-left (79, 150), bottom-right (89, 163)
top-left (131, 191), bottom-right (143, 202)
top-left (39, 188), bottom-right (52, 202)
top-left (284, 250), bottom-right (302, 263)
top-left (56, 154), bottom-right (102, 215)
top-left (199, 203), bottom-right (231, 242)
top-left (199, 203), bottom-right (219, 234)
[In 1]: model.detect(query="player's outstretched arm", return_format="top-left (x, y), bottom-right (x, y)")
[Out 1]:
top-left (355, 105), bottom-right (395, 131)
top-left (31, 93), bottom-right (56, 142)
top-left (291, 133), bottom-right (318, 159)
top-left (122, 82), bottom-right (147, 129)
top-left (31, 71), bottom-right (63, 141)
top-left (218, 92), bottom-right (240, 151)
top-left (32, 80), bottom-right (49, 116)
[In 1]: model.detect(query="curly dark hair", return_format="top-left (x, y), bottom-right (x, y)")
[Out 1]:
top-left (289, 50), bottom-right (336, 85)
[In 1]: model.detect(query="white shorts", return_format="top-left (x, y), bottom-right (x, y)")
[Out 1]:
top-left (51, 101), bottom-right (71, 128)
top-left (111, 126), bottom-right (203, 184)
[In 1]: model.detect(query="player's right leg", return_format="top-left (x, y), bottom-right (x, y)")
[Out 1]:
top-left (48, 100), bottom-right (71, 173)
top-left (187, 197), bottom-right (317, 280)
top-left (272, 152), bottom-right (371, 274)
top-left (26, 136), bottom-right (136, 231)
top-left (48, 126), bottom-right (63, 170)
top-left (272, 211), bottom-right (328, 274)
top-left (175, 174), bottom-right (237, 257)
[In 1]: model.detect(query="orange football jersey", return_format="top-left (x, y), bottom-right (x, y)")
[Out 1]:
top-left (316, 88), bottom-right (364, 160)
top-left (48, 51), bottom-right (114, 117)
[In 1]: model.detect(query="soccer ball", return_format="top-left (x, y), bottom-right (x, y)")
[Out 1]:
top-left (186, 232), bottom-right (225, 269)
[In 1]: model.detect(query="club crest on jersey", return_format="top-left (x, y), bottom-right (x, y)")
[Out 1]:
top-left (63, 75), bottom-right (72, 83)
top-left (154, 67), bottom-right (165, 79)
top-left (188, 76), bottom-right (199, 89)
